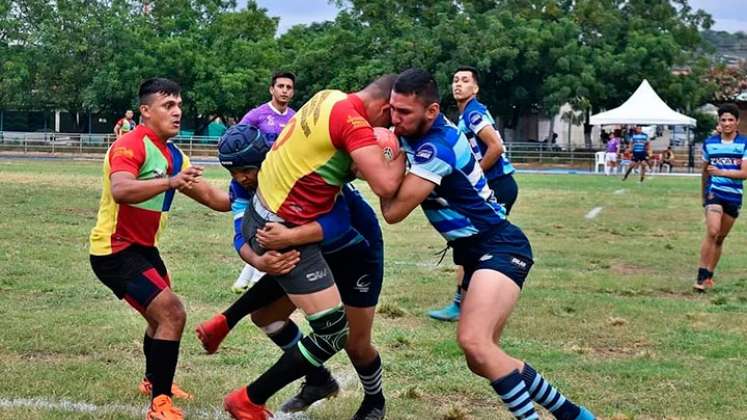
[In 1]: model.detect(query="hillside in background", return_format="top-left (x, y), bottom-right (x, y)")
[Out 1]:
top-left (702, 30), bottom-right (747, 63)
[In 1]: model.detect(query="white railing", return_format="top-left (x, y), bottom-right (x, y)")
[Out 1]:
top-left (0, 131), bottom-right (701, 171)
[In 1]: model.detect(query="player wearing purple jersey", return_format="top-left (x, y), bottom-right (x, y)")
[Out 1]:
top-left (232, 71), bottom-right (298, 294)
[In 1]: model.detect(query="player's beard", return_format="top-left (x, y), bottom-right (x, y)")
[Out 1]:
top-left (414, 119), bottom-right (431, 138)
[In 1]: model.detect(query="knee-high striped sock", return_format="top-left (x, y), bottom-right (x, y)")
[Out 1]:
top-left (453, 286), bottom-right (462, 307)
top-left (491, 370), bottom-right (538, 419)
top-left (521, 363), bottom-right (580, 420)
top-left (353, 353), bottom-right (385, 405)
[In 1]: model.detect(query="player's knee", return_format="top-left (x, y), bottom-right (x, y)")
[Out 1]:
top-left (345, 336), bottom-right (375, 365)
top-left (457, 330), bottom-right (489, 360)
top-left (298, 305), bottom-right (349, 366)
top-left (706, 227), bottom-right (720, 240)
top-left (715, 235), bottom-right (726, 246)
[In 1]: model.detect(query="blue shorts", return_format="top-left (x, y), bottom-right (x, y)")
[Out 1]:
top-left (704, 194), bottom-right (741, 218)
top-left (488, 175), bottom-right (519, 216)
top-left (450, 222), bottom-right (533, 290)
top-left (324, 239), bottom-right (384, 308)
top-left (632, 151), bottom-right (648, 162)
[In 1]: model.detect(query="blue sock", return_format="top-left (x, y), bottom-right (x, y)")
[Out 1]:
top-left (491, 370), bottom-right (539, 419)
top-left (521, 363), bottom-right (581, 420)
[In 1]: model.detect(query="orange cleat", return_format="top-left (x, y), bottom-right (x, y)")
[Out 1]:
top-left (146, 395), bottom-right (184, 420)
top-left (139, 379), bottom-right (193, 400)
top-left (224, 387), bottom-right (273, 420)
top-left (196, 314), bottom-right (230, 354)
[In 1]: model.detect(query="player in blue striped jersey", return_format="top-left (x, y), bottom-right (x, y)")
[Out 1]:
top-left (428, 65), bottom-right (519, 322)
top-left (622, 126), bottom-right (651, 182)
top-left (695, 104), bottom-right (747, 291)
top-left (382, 69), bottom-right (594, 420)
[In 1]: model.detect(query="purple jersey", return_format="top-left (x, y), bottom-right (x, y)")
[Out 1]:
top-left (239, 102), bottom-right (295, 143)
top-left (607, 137), bottom-right (620, 153)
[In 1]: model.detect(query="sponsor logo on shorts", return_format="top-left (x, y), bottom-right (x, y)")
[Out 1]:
top-left (306, 269), bottom-right (328, 282)
top-left (511, 257), bottom-right (527, 268)
top-left (354, 274), bottom-right (370, 293)
top-left (479, 254), bottom-right (493, 262)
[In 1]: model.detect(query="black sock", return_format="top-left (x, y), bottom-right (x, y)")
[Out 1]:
top-left (707, 270), bottom-right (714, 279)
top-left (267, 320), bottom-right (302, 351)
top-left (353, 353), bottom-right (385, 405)
top-left (306, 365), bottom-right (334, 386)
top-left (149, 339), bottom-right (180, 398)
top-left (143, 333), bottom-right (155, 381)
top-left (697, 267), bottom-right (709, 282)
top-left (223, 277), bottom-right (286, 328)
top-left (247, 345), bottom-right (315, 405)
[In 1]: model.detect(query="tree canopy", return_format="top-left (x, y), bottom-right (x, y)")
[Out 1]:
top-left (0, 0), bottom-right (723, 132)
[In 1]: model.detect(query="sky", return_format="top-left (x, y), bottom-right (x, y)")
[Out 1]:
top-left (247, 0), bottom-right (746, 34)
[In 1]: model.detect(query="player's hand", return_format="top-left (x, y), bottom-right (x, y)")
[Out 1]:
top-left (706, 165), bottom-right (721, 177)
top-left (253, 249), bottom-right (300, 275)
top-left (256, 222), bottom-right (295, 250)
top-left (169, 166), bottom-right (203, 190)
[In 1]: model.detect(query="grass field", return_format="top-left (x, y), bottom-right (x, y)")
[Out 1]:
top-left (1, 158), bottom-right (746, 419)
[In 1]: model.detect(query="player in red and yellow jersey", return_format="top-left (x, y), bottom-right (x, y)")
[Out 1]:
top-left (89, 78), bottom-right (230, 420)
top-left (223, 75), bottom-right (405, 419)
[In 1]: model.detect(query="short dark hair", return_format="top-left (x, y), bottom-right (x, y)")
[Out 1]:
top-left (718, 103), bottom-right (740, 120)
top-left (455, 65), bottom-right (479, 84)
top-left (361, 74), bottom-right (398, 100)
top-left (271, 71), bottom-right (296, 87)
top-left (139, 78), bottom-right (181, 105)
top-left (393, 68), bottom-right (440, 105)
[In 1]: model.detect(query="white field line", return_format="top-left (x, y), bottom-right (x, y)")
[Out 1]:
top-left (614, 188), bottom-right (626, 195)
top-left (585, 207), bottom-right (604, 220)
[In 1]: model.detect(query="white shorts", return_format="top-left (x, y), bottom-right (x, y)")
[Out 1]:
top-left (605, 152), bottom-right (618, 162)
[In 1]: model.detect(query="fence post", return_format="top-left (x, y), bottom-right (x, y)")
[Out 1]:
top-left (24, 133), bottom-right (27, 153)
top-left (189, 138), bottom-right (193, 157)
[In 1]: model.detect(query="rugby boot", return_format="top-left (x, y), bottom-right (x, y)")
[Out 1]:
top-left (195, 314), bottom-right (230, 354)
top-left (146, 395), bottom-right (184, 420)
top-left (427, 302), bottom-right (460, 321)
top-left (351, 397), bottom-right (386, 420)
top-left (278, 375), bottom-right (340, 413)
top-left (576, 406), bottom-right (596, 420)
top-left (139, 379), bottom-right (193, 400)
top-left (224, 387), bottom-right (272, 420)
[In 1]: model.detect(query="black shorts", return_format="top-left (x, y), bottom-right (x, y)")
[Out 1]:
top-left (90, 245), bottom-right (171, 314)
top-left (632, 152), bottom-right (648, 162)
top-left (488, 175), bottom-right (519, 216)
top-left (325, 239), bottom-right (384, 308)
top-left (450, 222), bottom-right (533, 290)
top-left (704, 195), bottom-right (741, 218)
top-left (242, 196), bottom-right (335, 295)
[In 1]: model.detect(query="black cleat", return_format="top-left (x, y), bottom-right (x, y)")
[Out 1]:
top-left (351, 400), bottom-right (386, 420)
top-left (278, 376), bottom-right (340, 413)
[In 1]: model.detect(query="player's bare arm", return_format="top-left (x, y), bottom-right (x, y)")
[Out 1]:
top-left (109, 166), bottom-right (203, 204)
top-left (380, 173), bottom-right (437, 224)
top-left (351, 145), bottom-right (406, 199)
top-left (476, 124), bottom-right (504, 172)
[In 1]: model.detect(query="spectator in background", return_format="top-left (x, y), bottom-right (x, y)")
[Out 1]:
top-left (605, 129), bottom-right (622, 175)
top-left (114, 110), bottom-right (136, 139)
top-left (660, 146), bottom-right (676, 173)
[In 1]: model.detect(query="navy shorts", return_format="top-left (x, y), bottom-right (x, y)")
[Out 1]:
top-left (324, 239), bottom-right (384, 308)
top-left (704, 195), bottom-right (741, 218)
top-left (90, 245), bottom-right (171, 314)
top-left (632, 151), bottom-right (648, 162)
top-left (488, 175), bottom-right (519, 216)
top-left (450, 222), bottom-right (533, 290)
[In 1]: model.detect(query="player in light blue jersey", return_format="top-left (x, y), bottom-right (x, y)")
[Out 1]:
top-left (695, 104), bottom-right (747, 292)
top-left (383, 69), bottom-right (594, 420)
top-left (622, 126), bottom-right (650, 182)
top-left (429, 65), bottom-right (519, 322)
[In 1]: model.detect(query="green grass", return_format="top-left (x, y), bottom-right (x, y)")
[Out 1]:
top-left (1, 159), bottom-right (746, 419)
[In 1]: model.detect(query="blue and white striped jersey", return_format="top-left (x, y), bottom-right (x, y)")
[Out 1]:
top-left (401, 113), bottom-right (506, 241)
top-left (457, 97), bottom-right (515, 180)
top-left (702, 134), bottom-right (747, 204)
top-left (631, 133), bottom-right (648, 153)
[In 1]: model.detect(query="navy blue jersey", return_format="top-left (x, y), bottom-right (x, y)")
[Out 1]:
top-left (457, 97), bottom-right (515, 180)
top-left (702, 134), bottom-right (747, 204)
top-left (229, 180), bottom-right (376, 253)
top-left (631, 133), bottom-right (648, 153)
top-left (401, 113), bottom-right (506, 241)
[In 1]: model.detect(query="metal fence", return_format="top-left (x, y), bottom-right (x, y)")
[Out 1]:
top-left (0, 131), bottom-right (700, 171)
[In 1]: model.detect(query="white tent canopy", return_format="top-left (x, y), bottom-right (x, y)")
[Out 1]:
top-left (589, 79), bottom-right (696, 127)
